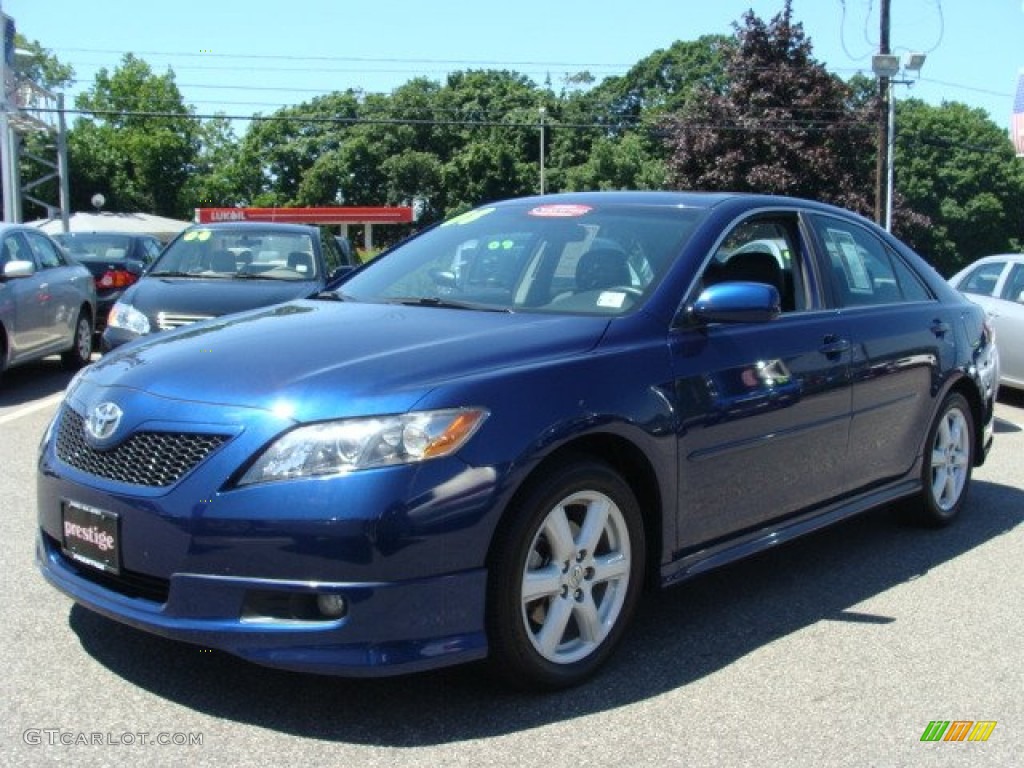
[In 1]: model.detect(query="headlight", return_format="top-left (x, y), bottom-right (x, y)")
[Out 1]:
top-left (106, 302), bottom-right (150, 335)
top-left (238, 407), bottom-right (489, 485)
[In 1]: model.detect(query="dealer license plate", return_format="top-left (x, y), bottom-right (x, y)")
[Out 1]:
top-left (61, 501), bottom-right (120, 574)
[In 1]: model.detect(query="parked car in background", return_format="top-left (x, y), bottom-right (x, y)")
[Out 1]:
top-left (37, 192), bottom-right (997, 690)
top-left (1, 223), bottom-right (96, 384)
top-left (101, 222), bottom-right (352, 351)
top-left (949, 253), bottom-right (1024, 391)
top-left (53, 232), bottom-right (164, 334)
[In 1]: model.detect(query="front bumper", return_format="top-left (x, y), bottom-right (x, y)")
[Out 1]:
top-left (36, 531), bottom-right (488, 675)
top-left (36, 392), bottom-right (502, 676)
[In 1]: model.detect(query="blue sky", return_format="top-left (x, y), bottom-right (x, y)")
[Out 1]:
top-left (4, 0), bottom-right (1023, 132)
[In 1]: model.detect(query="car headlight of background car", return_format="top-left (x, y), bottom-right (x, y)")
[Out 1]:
top-left (238, 407), bottom-right (489, 485)
top-left (106, 301), bottom-right (150, 335)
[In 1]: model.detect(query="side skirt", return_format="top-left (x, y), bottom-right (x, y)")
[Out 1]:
top-left (660, 477), bottom-right (922, 588)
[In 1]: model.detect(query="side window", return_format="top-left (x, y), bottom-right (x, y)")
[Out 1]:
top-left (960, 261), bottom-right (1004, 297)
top-left (810, 215), bottom-right (929, 307)
top-left (319, 230), bottom-right (343, 274)
top-left (26, 232), bottom-right (64, 269)
top-left (143, 238), bottom-right (163, 264)
top-left (2, 232), bottom-right (33, 267)
top-left (999, 263), bottom-right (1024, 304)
top-left (701, 214), bottom-right (808, 312)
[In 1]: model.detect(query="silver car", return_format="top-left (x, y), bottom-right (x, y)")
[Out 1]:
top-left (949, 253), bottom-right (1024, 391)
top-left (1, 223), bottom-right (97, 384)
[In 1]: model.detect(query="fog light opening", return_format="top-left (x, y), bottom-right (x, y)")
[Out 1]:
top-left (241, 590), bottom-right (348, 622)
top-left (316, 593), bottom-right (347, 619)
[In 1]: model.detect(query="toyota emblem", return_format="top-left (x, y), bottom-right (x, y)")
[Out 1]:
top-left (85, 402), bottom-right (123, 441)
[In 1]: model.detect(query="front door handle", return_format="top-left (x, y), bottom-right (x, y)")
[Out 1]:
top-left (819, 335), bottom-right (850, 359)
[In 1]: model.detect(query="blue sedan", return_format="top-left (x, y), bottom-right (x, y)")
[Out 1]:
top-left (36, 192), bottom-right (998, 689)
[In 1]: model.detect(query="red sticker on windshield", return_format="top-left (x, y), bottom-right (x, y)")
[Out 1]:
top-left (528, 204), bottom-right (592, 218)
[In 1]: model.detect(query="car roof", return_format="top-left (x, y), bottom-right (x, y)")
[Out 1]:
top-left (53, 231), bottom-right (150, 239)
top-left (486, 190), bottom-right (871, 219)
top-left (184, 221), bottom-right (320, 235)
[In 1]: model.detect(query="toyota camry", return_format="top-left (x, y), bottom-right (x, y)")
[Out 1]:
top-left (36, 191), bottom-right (998, 690)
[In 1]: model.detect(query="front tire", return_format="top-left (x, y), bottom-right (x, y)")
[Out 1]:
top-left (487, 458), bottom-right (645, 690)
top-left (61, 310), bottom-right (93, 370)
top-left (911, 392), bottom-right (974, 527)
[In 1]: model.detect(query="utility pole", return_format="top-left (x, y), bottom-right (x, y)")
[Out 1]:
top-left (0, 0), bottom-right (17, 222)
top-left (874, 0), bottom-right (892, 226)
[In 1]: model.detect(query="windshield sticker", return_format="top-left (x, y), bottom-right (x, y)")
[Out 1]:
top-left (183, 230), bottom-right (198, 241)
top-left (528, 204), bottom-right (592, 218)
top-left (441, 207), bottom-right (496, 227)
top-left (596, 291), bottom-right (627, 309)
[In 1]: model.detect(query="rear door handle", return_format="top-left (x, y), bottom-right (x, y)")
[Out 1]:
top-left (930, 320), bottom-right (951, 337)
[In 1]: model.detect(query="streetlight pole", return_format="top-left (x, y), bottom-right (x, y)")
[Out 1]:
top-left (885, 78), bottom-right (896, 231)
top-left (538, 106), bottom-right (546, 195)
top-left (873, 52), bottom-right (925, 232)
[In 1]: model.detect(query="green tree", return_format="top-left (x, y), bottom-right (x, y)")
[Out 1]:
top-left (894, 98), bottom-right (1024, 273)
top-left (69, 54), bottom-right (199, 217)
top-left (11, 33), bottom-right (74, 90)
top-left (660, 1), bottom-right (876, 214)
top-left (180, 115), bottom-right (241, 211)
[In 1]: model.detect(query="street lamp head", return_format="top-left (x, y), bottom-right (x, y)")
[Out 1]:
top-left (904, 53), bottom-right (927, 72)
top-left (871, 54), bottom-right (901, 78)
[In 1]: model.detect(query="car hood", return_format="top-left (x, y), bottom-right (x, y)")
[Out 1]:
top-left (83, 300), bottom-right (610, 419)
top-left (125, 276), bottom-right (318, 318)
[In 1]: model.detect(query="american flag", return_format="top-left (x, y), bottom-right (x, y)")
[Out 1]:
top-left (1014, 71), bottom-right (1024, 157)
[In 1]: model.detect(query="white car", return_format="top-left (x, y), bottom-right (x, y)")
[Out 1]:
top-left (949, 253), bottom-right (1024, 390)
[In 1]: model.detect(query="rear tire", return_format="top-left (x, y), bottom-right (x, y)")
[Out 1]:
top-left (487, 458), bottom-right (645, 690)
top-left (909, 392), bottom-right (974, 527)
top-left (61, 310), bottom-right (93, 370)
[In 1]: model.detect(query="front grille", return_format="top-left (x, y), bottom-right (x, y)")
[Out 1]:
top-left (156, 312), bottom-right (211, 330)
top-left (46, 534), bottom-right (170, 603)
top-left (55, 408), bottom-right (229, 487)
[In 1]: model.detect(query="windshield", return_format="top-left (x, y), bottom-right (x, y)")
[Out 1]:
top-left (151, 228), bottom-right (318, 280)
top-left (341, 202), bottom-right (705, 315)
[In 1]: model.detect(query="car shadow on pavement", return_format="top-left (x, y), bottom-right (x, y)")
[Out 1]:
top-left (66, 478), bottom-right (1023, 746)
top-left (0, 357), bottom-right (82, 406)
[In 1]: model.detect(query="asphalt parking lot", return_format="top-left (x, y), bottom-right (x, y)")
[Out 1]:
top-left (1, 358), bottom-right (1021, 767)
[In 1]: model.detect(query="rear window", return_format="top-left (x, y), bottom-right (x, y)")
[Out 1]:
top-left (55, 234), bottom-right (133, 261)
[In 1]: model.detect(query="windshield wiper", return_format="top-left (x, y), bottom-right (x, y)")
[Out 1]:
top-left (388, 296), bottom-right (513, 313)
top-left (312, 290), bottom-right (355, 301)
top-left (148, 270), bottom-right (197, 277)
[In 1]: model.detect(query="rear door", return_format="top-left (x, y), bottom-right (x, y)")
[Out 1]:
top-left (805, 213), bottom-right (948, 492)
top-left (25, 230), bottom-right (85, 351)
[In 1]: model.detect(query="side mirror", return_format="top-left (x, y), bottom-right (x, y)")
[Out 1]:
top-left (2, 259), bottom-right (36, 279)
top-left (687, 281), bottom-right (781, 324)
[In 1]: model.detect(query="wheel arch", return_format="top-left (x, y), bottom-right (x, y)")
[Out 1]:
top-left (487, 432), bottom-right (665, 590)
top-left (947, 376), bottom-right (988, 468)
